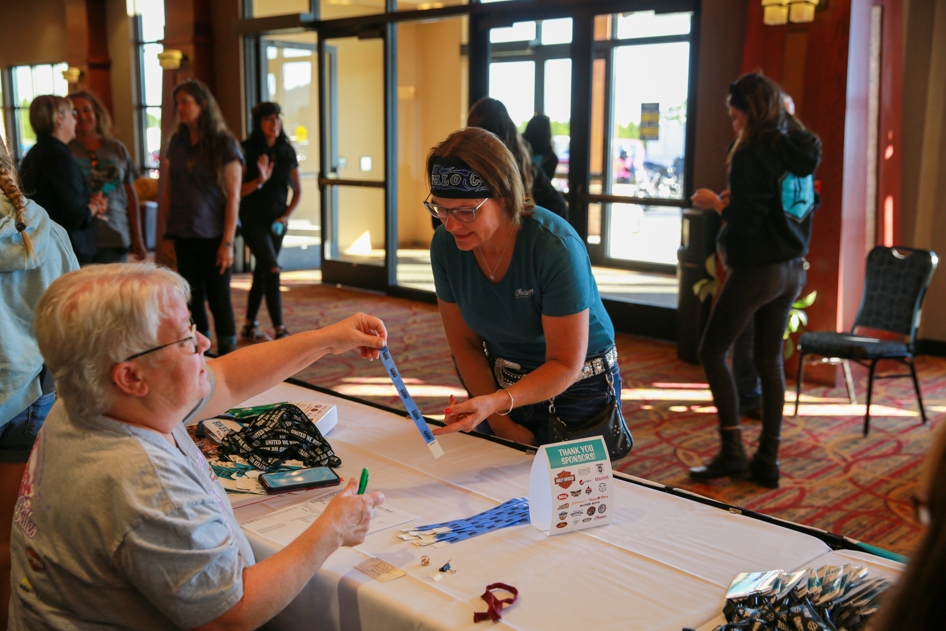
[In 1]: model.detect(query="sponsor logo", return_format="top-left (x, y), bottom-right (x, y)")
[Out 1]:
top-left (598, 483), bottom-right (607, 492)
top-left (587, 506), bottom-right (597, 516)
top-left (559, 512), bottom-right (568, 521)
top-left (555, 470), bottom-right (576, 489)
top-left (596, 464), bottom-right (605, 473)
top-left (570, 510), bottom-right (583, 517)
top-left (557, 503), bottom-right (569, 510)
top-left (582, 518), bottom-right (592, 523)
top-left (577, 467), bottom-right (591, 476)
top-left (594, 476), bottom-right (609, 482)
top-left (556, 521), bottom-right (568, 529)
top-left (598, 504), bottom-right (607, 514)
top-left (571, 490), bottom-right (582, 497)
top-left (558, 493), bottom-right (569, 501)
top-left (585, 486), bottom-right (592, 494)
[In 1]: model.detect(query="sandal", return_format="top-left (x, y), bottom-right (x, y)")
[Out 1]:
top-left (241, 321), bottom-right (272, 343)
top-left (274, 325), bottom-right (290, 340)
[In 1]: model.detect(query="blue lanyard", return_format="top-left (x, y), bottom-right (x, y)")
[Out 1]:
top-left (379, 347), bottom-right (444, 458)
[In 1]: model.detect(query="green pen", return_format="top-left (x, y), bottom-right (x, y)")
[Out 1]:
top-left (357, 468), bottom-right (369, 495)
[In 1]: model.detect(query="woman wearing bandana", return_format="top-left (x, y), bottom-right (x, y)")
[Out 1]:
top-left (689, 73), bottom-right (821, 488)
top-left (427, 127), bottom-right (619, 447)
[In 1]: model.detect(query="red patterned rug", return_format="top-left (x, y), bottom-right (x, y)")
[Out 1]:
top-left (230, 276), bottom-right (944, 557)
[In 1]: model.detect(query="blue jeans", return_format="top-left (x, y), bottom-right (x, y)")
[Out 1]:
top-left (0, 392), bottom-right (55, 464)
top-left (478, 360), bottom-right (622, 446)
top-left (699, 259), bottom-right (806, 437)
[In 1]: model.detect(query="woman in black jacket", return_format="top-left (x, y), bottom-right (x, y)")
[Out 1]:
top-left (688, 73), bottom-right (821, 489)
top-left (522, 114), bottom-right (559, 182)
top-left (466, 97), bottom-right (567, 219)
top-left (19, 95), bottom-right (107, 264)
top-left (238, 102), bottom-right (300, 342)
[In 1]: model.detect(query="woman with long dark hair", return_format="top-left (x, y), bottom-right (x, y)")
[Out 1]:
top-left (522, 113), bottom-right (559, 181)
top-left (239, 102), bottom-right (300, 342)
top-left (465, 97), bottom-right (567, 219)
top-left (160, 78), bottom-right (243, 355)
top-left (689, 72), bottom-right (821, 488)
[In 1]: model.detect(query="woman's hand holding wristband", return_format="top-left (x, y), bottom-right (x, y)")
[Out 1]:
top-left (496, 388), bottom-right (514, 416)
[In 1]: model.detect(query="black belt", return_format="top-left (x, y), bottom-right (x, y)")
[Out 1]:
top-left (39, 365), bottom-right (56, 395)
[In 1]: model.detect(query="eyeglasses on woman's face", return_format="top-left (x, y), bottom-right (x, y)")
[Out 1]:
top-left (122, 320), bottom-right (199, 362)
top-left (423, 196), bottom-right (489, 223)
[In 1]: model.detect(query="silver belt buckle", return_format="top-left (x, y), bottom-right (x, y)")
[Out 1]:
top-left (576, 346), bottom-right (617, 383)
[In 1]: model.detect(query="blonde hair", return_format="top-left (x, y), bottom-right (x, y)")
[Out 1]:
top-left (0, 133), bottom-right (37, 265)
top-left (427, 127), bottom-right (533, 226)
top-left (34, 262), bottom-right (192, 422)
top-left (29, 95), bottom-right (73, 136)
top-left (68, 90), bottom-right (113, 139)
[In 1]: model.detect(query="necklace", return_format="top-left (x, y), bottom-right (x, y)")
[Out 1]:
top-left (477, 225), bottom-right (516, 281)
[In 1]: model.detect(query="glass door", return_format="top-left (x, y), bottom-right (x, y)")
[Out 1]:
top-left (586, 10), bottom-right (694, 272)
top-left (487, 18), bottom-right (573, 194)
top-left (318, 32), bottom-right (388, 290)
top-left (261, 34), bottom-right (321, 271)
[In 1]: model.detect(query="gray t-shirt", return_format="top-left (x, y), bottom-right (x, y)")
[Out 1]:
top-left (70, 138), bottom-right (139, 249)
top-left (9, 368), bottom-right (256, 630)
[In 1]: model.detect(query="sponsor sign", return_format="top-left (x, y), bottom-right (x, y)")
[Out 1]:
top-left (529, 437), bottom-right (614, 536)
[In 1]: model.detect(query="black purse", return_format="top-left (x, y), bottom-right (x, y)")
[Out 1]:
top-left (549, 371), bottom-right (633, 461)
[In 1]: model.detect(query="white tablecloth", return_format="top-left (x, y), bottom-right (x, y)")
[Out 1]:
top-left (229, 383), bottom-right (900, 631)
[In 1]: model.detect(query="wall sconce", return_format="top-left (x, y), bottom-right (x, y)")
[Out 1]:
top-left (157, 49), bottom-right (186, 70)
top-left (762, 0), bottom-right (820, 25)
top-left (62, 67), bottom-right (82, 83)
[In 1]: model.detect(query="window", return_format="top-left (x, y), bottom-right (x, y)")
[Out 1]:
top-left (7, 63), bottom-right (69, 160)
top-left (131, 0), bottom-right (165, 175)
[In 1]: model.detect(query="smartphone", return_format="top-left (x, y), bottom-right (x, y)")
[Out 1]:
top-left (259, 466), bottom-right (341, 493)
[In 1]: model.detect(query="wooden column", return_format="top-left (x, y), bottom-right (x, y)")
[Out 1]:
top-left (154, 0), bottom-right (216, 268)
top-left (63, 0), bottom-right (112, 108)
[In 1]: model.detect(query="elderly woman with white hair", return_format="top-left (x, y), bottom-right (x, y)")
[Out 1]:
top-left (9, 262), bottom-right (387, 630)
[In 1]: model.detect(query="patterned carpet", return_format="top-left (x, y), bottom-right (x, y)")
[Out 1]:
top-left (230, 274), bottom-right (945, 557)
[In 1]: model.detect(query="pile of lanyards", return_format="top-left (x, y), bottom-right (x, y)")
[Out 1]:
top-left (217, 404), bottom-right (341, 471)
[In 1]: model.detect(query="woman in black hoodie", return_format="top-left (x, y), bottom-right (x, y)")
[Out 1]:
top-left (688, 73), bottom-right (822, 489)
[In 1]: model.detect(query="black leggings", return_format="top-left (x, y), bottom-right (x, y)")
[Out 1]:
top-left (174, 236), bottom-right (236, 340)
top-left (241, 215), bottom-right (285, 327)
top-left (698, 258), bottom-right (806, 434)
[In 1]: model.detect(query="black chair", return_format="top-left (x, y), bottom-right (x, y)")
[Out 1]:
top-left (794, 246), bottom-right (938, 436)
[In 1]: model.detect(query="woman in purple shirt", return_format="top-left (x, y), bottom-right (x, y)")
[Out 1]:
top-left (159, 78), bottom-right (243, 355)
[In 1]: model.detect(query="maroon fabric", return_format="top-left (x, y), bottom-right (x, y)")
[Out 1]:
top-left (473, 583), bottom-right (518, 623)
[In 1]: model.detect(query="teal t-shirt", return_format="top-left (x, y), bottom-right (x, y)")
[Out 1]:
top-left (431, 206), bottom-right (615, 370)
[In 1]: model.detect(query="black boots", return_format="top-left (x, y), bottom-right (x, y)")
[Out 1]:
top-left (689, 428), bottom-right (749, 481)
top-left (749, 436), bottom-right (780, 489)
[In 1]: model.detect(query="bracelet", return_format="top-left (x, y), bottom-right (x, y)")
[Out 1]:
top-left (223, 240), bottom-right (234, 247)
top-left (256, 178), bottom-right (264, 190)
top-left (496, 388), bottom-right (514, 416)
